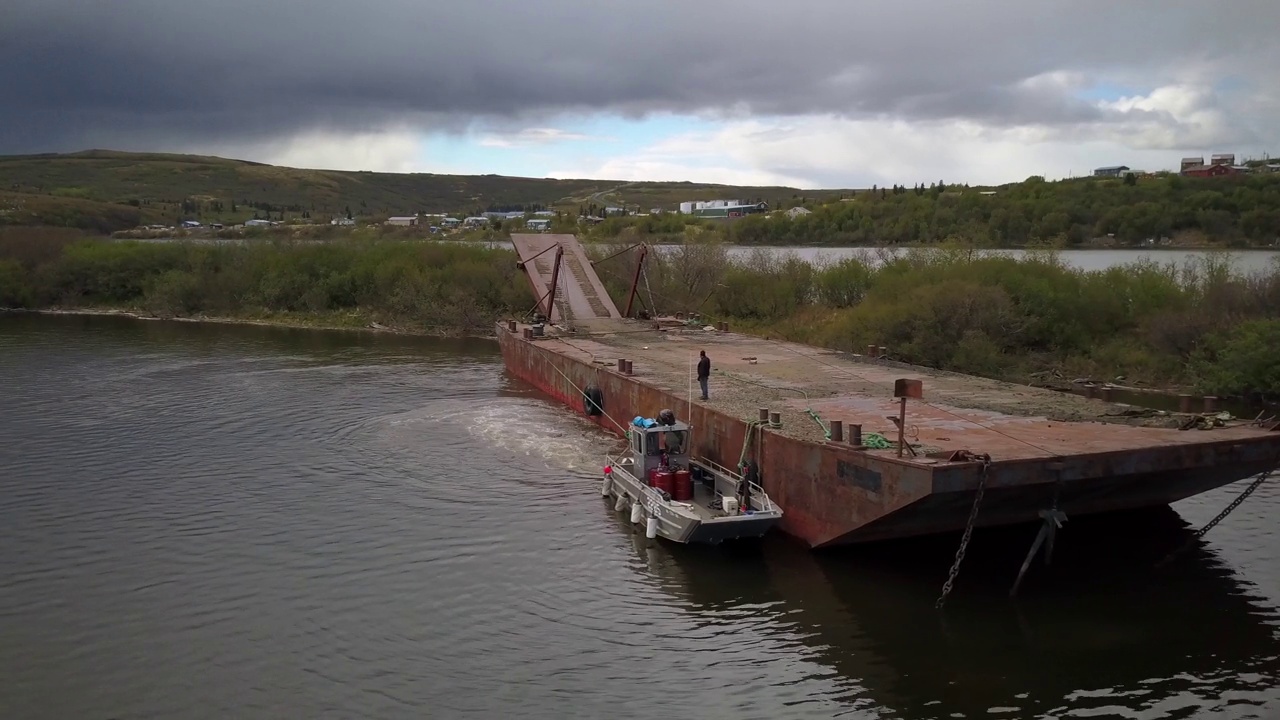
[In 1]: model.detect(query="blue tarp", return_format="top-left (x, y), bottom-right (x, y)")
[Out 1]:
top-left (632, 416), bottom-right (658, 428)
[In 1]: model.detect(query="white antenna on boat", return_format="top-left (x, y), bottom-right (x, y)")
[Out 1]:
top-left (688, 350), bottom-right (693, 418)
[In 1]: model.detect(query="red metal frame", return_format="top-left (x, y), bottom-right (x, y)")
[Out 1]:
top-left (544, 245), bottom-right (564, 321)
top-left (624, 244), bottom-right (648, 318)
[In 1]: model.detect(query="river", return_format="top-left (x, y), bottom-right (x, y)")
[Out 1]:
top-left (2, 314), bottom-right (1278, 720)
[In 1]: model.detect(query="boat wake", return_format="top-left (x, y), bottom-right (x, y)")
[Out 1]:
top-left (385, 397), bottom-right (621, 474)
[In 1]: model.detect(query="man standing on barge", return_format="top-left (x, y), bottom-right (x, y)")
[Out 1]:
top-left (697, 350), bottom-right (710, 401)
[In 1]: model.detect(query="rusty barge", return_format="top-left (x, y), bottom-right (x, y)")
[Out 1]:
top-left (497, 234), bottom-right (1280, 548)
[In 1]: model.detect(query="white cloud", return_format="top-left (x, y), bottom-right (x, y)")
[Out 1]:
top-left (542, 81), bottom-right (1279, 188)
top-left (477, 127), bottom-right (613, 148)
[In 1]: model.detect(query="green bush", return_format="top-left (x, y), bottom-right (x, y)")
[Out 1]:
top-left (0, 236), bottom-right (528, 334)
top-left (1192, 319), bottom-right (1280, 400)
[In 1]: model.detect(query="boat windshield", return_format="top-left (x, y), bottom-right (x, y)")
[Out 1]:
top-left (661, 429), bottom-right (687, 455)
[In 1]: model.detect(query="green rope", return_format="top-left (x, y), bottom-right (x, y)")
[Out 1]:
top-left (807, 409), bottom-right (830, 440)
top-left (738, 419), bottom-right (767, 472)
top-left (863, 433), bottom-right (894, 449)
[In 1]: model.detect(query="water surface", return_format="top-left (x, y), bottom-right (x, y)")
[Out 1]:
top-left (2, 314), bottom-right (1277, 719)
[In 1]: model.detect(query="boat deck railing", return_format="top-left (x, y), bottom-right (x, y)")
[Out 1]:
top-left (694, 456), bottom-right (776, 513)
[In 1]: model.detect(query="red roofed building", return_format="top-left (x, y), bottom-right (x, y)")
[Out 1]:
top-left (1182, 164), bottom-right (1242, 178)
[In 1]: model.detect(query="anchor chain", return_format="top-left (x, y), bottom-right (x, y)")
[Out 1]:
top-left (1157, 468), bottom-right (1273, 568)
top-left (936, 456), bottom-right (991, 609)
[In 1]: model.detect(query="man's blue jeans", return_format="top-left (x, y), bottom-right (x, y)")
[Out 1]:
top-left (699, 377), bottom-right (708, 400)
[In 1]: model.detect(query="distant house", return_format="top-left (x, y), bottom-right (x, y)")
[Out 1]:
top-left (386, 216), bottom-right (418, 226)
top-left (1181, 157), bottom-right (1205, 172)
top-left (441, 217), bottom-right (461, 228)
top-left (1210, 153), bottom-right (1236, 166)
top-left (1093, 165), bottom-right (1131, 177)
top-left (1265, 164), bottom-right (1280, 173)
top-left (181, 220), bottom-right (201, 228)
top-left (526, 219), bottom-right (552, 232)
top-left (1183, 164), bottom-right (1242, 178)
top-left (244, 219), bottom-right (274, 227)
top-left (462, 216), bottom-right (488, 228)
top-left (785, 206), bottom-right (813, 219)
top-left (331, 217), bottom-right (355, 226)
top-left (533, 210), bottom-right (556, 217)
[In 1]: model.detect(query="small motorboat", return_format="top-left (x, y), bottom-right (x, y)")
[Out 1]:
top-left (602, 410), bottom-right (783, 544)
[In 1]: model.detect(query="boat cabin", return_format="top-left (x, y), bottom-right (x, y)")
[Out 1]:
top-left (628, 419), bottom-right (691, 479)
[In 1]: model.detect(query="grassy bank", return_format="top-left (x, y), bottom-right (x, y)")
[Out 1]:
top-left (0, 229), bottom-right (529, 335)
top-left (5, 228), bottom-right (1280, 400)
top-left (588, 239), bottom-right (1280, 400)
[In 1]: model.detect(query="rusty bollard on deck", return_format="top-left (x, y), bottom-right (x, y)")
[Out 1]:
top-left (893, 379), bottom-right (924, 458)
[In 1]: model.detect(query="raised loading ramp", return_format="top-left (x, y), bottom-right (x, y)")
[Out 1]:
top-left (510, 234), bottom-right (622, 325)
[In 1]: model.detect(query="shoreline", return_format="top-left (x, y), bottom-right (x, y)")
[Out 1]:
top-left (9, 306), bottom-right (1254, 412)
top-left (0, 307), bottom-right (501, 342)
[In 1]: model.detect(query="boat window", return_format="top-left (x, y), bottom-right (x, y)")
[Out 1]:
top-left (662, 430), bottom-right (688, 455)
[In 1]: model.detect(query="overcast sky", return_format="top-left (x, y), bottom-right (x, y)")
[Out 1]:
top-left (3, 0), bottom-right (1277, 187)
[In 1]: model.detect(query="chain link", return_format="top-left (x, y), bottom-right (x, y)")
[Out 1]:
top-left (1157, 468), bottom-right (1273, 568)
top-left (936, 457), bottom-right (990, 609)
top-left (1192, 469), bottom-right (1271, 539)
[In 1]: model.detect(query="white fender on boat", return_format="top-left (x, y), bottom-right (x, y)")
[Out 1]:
top-left (601, 472), bottom-right (613, 497)
top-left (614, 494), bottom-right (629, 512)
top-left (630, 500), bottom-right (644, 524)
top-left (645, 515), bottom-right (659, 539)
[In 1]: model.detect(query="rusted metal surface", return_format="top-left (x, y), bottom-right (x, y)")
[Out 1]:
top-left (510, 234), bottom-right (621, 324)
top-left (495, 318), bottom-right (1280, 548)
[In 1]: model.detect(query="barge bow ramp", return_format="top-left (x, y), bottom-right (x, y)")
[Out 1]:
top-left (499, 234), bottom-right (1280, 548)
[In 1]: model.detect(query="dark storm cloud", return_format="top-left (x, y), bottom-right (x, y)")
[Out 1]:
top-left (1, 0), bottom-right (1275, 153)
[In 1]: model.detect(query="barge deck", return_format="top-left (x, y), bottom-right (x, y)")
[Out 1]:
top-left (499, 234), bottom-right (1280, 548)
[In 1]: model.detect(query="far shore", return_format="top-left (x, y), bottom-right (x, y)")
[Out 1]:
top-left (0, 307), bottom-right (501, 340)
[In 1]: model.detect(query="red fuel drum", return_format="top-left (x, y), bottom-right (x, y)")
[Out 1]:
top-left (654, 471), bottom-right (675, 496)
top-left (647, 467), bottom-right (659, 487)
top-left (673, 469), bottom-right (693, 501)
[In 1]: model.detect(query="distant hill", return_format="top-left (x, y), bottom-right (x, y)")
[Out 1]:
top-left (0, 150), bottom-right (852, 233)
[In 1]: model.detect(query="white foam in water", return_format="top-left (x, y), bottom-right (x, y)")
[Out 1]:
top-left (389, 398), bottom-right (622, 473)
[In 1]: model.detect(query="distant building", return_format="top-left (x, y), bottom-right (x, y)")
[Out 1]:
top-left (462, 216), bottom-right (488, 227)
top-left (181, 220), bottom-right (201, 228)
top-left (1210, 153), bottom-right (1236, 166)
top-left (1093, 165), bottom-right (1131, 177)
top-left (441, 217), bottom-right (461, 228)
top-left (648, 208), bottom-right (664, 215)
top-left (1183, 164), bottom-right (1242, 178)
top-left (1181, 157), bottom-right (1205, 172)
top-left (526, 219), bottom-right (552, 232)
top-left (386, 216), bottom-right (418, 226)
top-left (679, 199), bottom-right (769, 218)
top-left (244, 219), bottom-right (274, 227)
top-left (785, 206), bottom-right (813, 219)
top-left (331, 217), bottom-right (355, 226)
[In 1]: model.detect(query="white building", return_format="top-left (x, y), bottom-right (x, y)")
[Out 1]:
top-left (386, 216), bottom-right (418, 226)
top-left (331, 217), bottom-right (355, 226)
top-left (785, 207), bottom-right (813, 219)
top-left (526, 218), bottom-right (552, 232)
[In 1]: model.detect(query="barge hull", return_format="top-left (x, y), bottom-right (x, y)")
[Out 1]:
top-left (497, 321), bottom-right (1280, 548)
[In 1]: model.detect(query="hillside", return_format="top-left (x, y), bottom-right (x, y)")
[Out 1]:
top-left (0, 150), bottom-right (850, 233)
top-left (592, 173), bottom-right (1280, 248)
